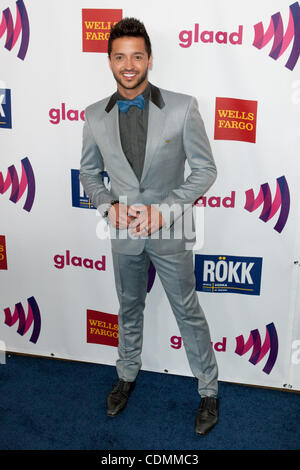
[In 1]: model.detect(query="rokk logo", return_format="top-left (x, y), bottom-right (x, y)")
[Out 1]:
top-left (0, 0), bottom-right (30, 60)
top-left (87, 309), bottom-right (118, 347)
top-left (253, 2), bottom-right (300, 71)
top-left (71, 169), bottom-right (110, 209)
top-left (3, 296), bottom-right (41, 344)
top-left (195, 254), bottom-right (263, 295)
top-left (0, 235), bottom-right (8, 270)
top-left (214, 97), bottom-right (258, 143)
top-left (235, 322), bottom-right (278, 374)
top-left (0, 88), bottom-right (12, 128)
top-left (82, 9), bottom-right (122, 53)
top-left (244, 176), bottom-right (290, 234)
top-left (0, 157), bottom-right (35, 212)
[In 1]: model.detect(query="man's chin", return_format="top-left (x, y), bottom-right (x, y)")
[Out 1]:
top-left (114, 73), bottom-right (148, 92)
top-left (119, 79), bottom-right (142, 90)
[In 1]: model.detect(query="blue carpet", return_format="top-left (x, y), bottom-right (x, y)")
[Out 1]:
top-left (0, 353), bottom-right (299, 451)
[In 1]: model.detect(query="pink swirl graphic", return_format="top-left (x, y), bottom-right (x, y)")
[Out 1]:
top-left (235, 323), bottom-right (278, 374)
top-left (0, 0), bottom-right (30, 60)
top-left (4, 296), bottom-right (41, 344)
top-left (253, 2), bottom-right (300, 71)
top-left (244, 176), bottom-right (290, 233)
top-left (0, 157), bottom-right (35, 212)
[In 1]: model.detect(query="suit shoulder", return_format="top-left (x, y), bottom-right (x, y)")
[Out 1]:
top-left (159, 87), bottom-right (194, 106)
top-left (84, 94), bottom-right (113, 120)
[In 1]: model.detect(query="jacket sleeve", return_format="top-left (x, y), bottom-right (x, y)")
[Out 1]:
top-left (79, 112), bottom-right (114, 212)
top-left (159, 96), bottom-right (217, 229)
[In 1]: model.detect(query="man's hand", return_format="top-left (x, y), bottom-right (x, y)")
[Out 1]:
top-left (128, 204), bottom-right (165, 237)
top-left (108, 203), bottom-right (135, 229)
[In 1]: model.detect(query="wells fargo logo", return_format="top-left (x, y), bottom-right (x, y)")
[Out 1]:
top-left (87, 309), bottom-right (118, 347)
top-left (0, 157), bottom-right (35, 212)
top-left (3, 296), bottom-right (41, 344)
top-left (82, 9), bottom-right (122, 53)
top-left (253, 2), bottom-right (300, 71)
top-left (214, 97), bottom-right (258, 143)
top-left (0, 0), bottom-right (30, 60)
top-left (0, 235), bottom-right (8, 270)
top-left (235, 322), bottom-right (278, 374)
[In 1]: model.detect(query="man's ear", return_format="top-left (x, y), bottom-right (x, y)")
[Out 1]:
top-left (108, 55), bottom-right (112, 70)
top-left (148, 54), bottom-right (153, 70)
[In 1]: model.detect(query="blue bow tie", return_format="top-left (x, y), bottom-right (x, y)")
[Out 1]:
top-left (117, 94), bottom-right (146, 113)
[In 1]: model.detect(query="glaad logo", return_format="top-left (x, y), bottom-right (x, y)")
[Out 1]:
top-left (0, 0), bottom-right (30, 60)
top-left (179, 24), bottom-right (243, 48)
top-left (49, 103), bottom-right (85, 125)
top-left (71, 169), bottom-right (109, 209)
top-left (0, 88), bottom-right (12, 128)
top-left (0, 157), bottom-right (35, 212)
top-left (195, 254), bottom-right (263, 295)
top-left (53, 249), bottom-right (106, 271)
top-left (171, 335), bottom-right (226, 352)
top-left (178, 3), bottom-right (300, 71)
top-left (3, 296), bottom-right (41, 344)
top-left (195, 176), bottom-right (290, 234)
top-left (235, 322), bottom-right (278, 374)
top-left (253, 2), bottom-right (300, 71)
top-left (244, 176), bottom-right (290, 234)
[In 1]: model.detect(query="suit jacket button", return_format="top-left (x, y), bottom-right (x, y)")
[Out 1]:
top-left (140, 187), bottom-right (145, 193)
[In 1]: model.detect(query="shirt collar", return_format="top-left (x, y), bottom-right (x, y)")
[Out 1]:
top-left (116, 82), bottom-right (151, 102)
top-left (105, 82), bottom-right (165, 113)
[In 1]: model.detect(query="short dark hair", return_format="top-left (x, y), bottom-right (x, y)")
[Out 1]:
top-left (108, 17), bottom-right (152, 57)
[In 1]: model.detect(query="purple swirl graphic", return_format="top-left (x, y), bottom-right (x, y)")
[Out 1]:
top-left (0, 0), bottom-right (30, 60)
top-left (4, 296), bottom-right (41, 344)
top-left (0, 157), bottom-right (35, 212)
top-left (235, 323), bottom-right (278, 374)
top-left (244, 176), bottom-right (290, 233)
top-left (253, 2), bottom-right (300, 71)
top-left (147, 261), bottom-right (156, 292)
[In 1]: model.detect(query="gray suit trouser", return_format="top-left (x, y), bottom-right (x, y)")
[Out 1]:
top-left (112, 240), bottom-right (218, 397)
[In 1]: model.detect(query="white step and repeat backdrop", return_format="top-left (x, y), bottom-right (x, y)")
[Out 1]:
top-left (1, 0), bottom-right (300, 391)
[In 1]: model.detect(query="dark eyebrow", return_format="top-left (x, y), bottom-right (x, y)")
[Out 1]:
top-left (112, 51), bottom-right (146, 56)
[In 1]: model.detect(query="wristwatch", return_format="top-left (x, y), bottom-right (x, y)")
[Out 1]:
top-left (103, 199), bottom-right (119, 218)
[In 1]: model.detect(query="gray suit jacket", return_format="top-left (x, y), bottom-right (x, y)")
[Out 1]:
top-left (80, 83), bottom-right (217, 254)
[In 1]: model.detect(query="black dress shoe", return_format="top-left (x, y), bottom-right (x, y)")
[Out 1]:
top-left (194, 396), bottom-right (219, 435)
top-left (106, 379), bottom-right (136, 417)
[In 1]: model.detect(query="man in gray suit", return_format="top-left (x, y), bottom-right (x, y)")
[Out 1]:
top-left (80, 17), bottom-right (219, 435)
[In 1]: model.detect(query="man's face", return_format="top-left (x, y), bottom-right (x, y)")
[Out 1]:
top-left (109, 36), bottom-right (152, 96)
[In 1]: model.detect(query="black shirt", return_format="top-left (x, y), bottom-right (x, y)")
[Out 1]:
top-left (116, 83), bottom-right (151, 181)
